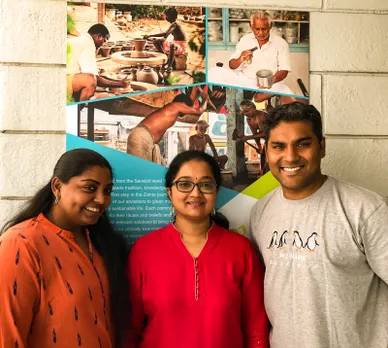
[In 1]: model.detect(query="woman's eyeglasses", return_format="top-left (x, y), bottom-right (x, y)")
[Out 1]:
top-left (172, 181), bottom-right (217, 194)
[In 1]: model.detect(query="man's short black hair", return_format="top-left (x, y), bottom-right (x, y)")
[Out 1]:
top-left (264, 102), bottom-right (323, 143)
top-left (88, 24), bottom-right (110, 38)
top-left (239, 99), bottom-right (256, 110)
top-left (173, 93), bottom-right (194, 107)
top-left (165, 7), bottom-right (178, 21)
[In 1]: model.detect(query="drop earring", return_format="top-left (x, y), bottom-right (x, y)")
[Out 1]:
top-left (170, 205), bottom-right (175, 217)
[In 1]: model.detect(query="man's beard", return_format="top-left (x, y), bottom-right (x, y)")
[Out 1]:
top-left (255, 34), bottom-right (270, 41)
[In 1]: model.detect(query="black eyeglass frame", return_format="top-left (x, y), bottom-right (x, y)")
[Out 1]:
top-left (171, 180), bottom-right (218, 194)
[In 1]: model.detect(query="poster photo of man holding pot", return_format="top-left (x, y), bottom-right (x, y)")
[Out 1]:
top-left (208, 9), bottom-right (309, 103)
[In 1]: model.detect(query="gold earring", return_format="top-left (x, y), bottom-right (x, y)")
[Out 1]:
top-left (170, 205), bottom-right (175, 217)
top-left (54, 195), bottom-right (60, 205)
top-left (211, 208), bottom-right (216, 216)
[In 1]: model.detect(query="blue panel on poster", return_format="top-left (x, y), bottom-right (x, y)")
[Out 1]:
top-left (67, 134), bottom-right (169, 244)
top-left (216, 187), bottom-right (238, 210)
top-left (66, 134), bottom-right (167, 179)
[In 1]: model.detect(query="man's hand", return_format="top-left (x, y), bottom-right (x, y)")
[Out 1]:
top-left (229, 47), bottom-right (257, 69)
top-left (239, 50), bottom-right (253, 63)
top-left (198, 88), bottom-right (209, 101)
top-left (238, 135), bottom-right (249, 142)
top-left (117, 75), bottom-right (130, 88)
top-left (236, 133), bottom-right (247, 142)
top-left (197, 86), bottom-right (214, 112)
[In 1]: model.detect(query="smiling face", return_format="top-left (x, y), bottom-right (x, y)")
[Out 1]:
top-left (51, 166), bottom-right (113, 233)
top-left (167, 160), bottom-right (217, 222)
top-left (266, 120), bottom-right (325, 200)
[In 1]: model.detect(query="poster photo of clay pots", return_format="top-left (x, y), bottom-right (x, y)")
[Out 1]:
top-left (207, 8), bottom-right (310, 102)
top-left (66, 3), bottom-right (205, 104)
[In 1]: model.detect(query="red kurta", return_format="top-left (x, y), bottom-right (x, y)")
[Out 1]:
top-left (126, 223), bottom-right (269, 348)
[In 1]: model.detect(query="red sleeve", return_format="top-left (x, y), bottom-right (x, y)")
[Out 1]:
top-left (241, 241), bottom-right (269, 348)
top-left (0, 235), bottom-right (40, 348)
top-left (125, 242), bottom-right (146, 348)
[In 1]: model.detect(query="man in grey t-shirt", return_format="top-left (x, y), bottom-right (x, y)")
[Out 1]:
top-left (248, 102), bottom-right (388, 348)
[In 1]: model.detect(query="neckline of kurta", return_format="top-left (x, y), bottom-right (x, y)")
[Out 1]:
top-left (37, 213), bottom-right (95, 263)
top-left (168, 222), bottom-right (221, 258)
top-left (37, 213), bottom-right (89, 240)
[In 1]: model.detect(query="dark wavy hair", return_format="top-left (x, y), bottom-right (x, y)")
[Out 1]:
top-left (1, 148), bottom-right (129, 347)
top-left (165, 150), bottom-right (229, 229)
top-left (264, 102), bottom-right (323, 143)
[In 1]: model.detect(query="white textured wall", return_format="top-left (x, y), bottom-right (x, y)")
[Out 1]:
top-left (0, 0), bottom-right (67, 228)
top-left (1, 0), bottom-right (388, 228)
top-left (308, 7), bottom-right (388, 197)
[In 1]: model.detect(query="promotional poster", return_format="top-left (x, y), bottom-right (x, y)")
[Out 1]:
top-left (66, 2), bottom-right (309, 243)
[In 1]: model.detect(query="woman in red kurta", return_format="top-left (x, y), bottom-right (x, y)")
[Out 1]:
top-left (127, 150), bottom-right (269, 348)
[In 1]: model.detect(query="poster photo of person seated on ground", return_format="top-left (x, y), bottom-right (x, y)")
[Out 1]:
top-left (207, 7), bottom-right (309, 102)
top-left (66, 2), bottom-right (205, 104)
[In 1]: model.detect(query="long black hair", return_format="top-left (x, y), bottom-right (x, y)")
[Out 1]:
top-left (165, 150), bottom-right (229, 229)
top-left (1, 148), bottom-right (129, 347)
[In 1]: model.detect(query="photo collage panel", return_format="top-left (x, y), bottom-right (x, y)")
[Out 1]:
top-left (66, 2), bottom-right (309, 241)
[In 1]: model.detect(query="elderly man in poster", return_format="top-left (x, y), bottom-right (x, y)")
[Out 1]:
top-left (209, 11), bottom-right (293, 101)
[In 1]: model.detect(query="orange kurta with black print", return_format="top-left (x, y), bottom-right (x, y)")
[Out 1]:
top-left (0, 213), bottom-right (113, 348)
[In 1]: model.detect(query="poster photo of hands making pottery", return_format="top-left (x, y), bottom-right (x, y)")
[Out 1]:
top-left (66, 2), bottom-right (205, 104)
top-left (207, 8), bottom-right (310, 105)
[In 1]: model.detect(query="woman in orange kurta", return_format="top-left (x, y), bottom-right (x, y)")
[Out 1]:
top-left (0, 149), bottom-right (129, 348)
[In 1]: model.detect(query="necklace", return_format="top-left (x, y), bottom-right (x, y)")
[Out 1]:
top-left (173, 221), bottom-right (211, 240)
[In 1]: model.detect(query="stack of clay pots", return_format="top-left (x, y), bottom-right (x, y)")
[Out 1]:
top-left (208, 8), bottom-right (222, 18)
top-left (283, 23), bottom-right (298, 44)
top-left (100, 41), bottom-right (115, 57)
top-left (122, 41), bottom-right (134, 51)
top-left (229, 23), bottom-right (240, 43)
top-left (208, 21), bottom-right (222, 42)
top-left (106, 9), bottom-right (116, 21)
top-left (124, 11), bottom-right (132, 21)
top-left (229, 8), bottom-right (245, 19)
top-left (239, 22), bottom-right (251, 40)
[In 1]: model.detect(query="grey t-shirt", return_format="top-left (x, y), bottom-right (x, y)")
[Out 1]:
top-left (249, 177), bottom-right (388, 348)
